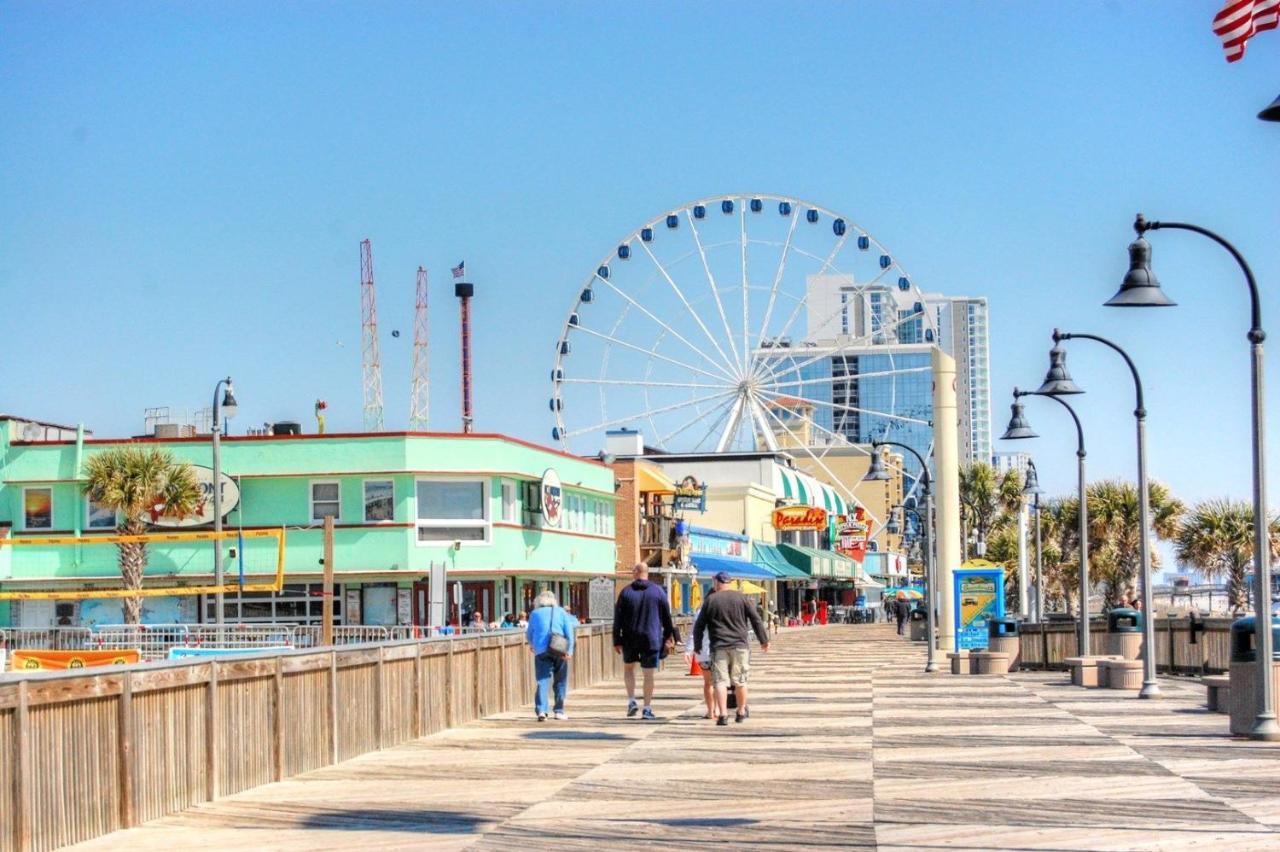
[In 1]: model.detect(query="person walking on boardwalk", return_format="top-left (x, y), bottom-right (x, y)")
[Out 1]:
top-left (894, 597), bottom-right (908, 635)
top-left (526, 590), bottom-right (575, 722)
top-left (693, 571), bottom-right (770, 726)
top-left (613, 562), bottom-right (680, 720)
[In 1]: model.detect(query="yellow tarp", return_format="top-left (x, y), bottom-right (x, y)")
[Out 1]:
top-left (734, 580), bottom-right (767, 595)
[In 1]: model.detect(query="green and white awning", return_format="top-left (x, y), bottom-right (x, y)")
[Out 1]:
top-left (772, 464), bottom-right (851, 517)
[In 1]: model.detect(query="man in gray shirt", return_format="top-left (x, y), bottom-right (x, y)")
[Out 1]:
top-left (693, 571), bottom-right (770, 726)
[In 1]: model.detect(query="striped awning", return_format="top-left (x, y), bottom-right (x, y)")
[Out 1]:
top-left (752, 541), bottom-right (809, 579)
top-left (772, 464), bottom-right (851, 518)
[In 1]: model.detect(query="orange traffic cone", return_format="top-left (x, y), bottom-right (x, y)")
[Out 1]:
top-left (687, 656), bottom-right (703, 677)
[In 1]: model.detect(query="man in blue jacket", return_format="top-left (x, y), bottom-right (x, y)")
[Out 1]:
top-left (526, 590), bottom-right (575, 721)
top-left (613, 562), bottom-right (679, 720)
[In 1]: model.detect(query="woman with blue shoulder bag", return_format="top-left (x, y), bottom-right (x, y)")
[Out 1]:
top-left (526, 590), bottom-right (576, 721)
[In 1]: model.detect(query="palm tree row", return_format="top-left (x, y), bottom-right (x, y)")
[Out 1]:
top-left (958, 461), bottom-right (1277, 616)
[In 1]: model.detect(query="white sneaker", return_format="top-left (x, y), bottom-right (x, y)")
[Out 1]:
top-left (553, 711), bottom-right (569, 721)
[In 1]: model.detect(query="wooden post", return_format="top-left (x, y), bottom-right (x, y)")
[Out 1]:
top-left (15, 679), bottom-right (32, 852)
top-left (472, 642), bottom-right (482, 718)
top-left (498, 636), bottom-right (508, 712)
top-left (375, 647), bottom-right (385, 750)
top-left (1042, 624), bottom-right (1050, 670)
top-left (328, 650), bottom-right (339, 765)
top-left (118, 672), bottom-right (137, 828)
top-left (445, 642), bottom-right (455, 728)
top-left (206, 660), bottom-right (220, 802)
top-left (322, 516), bottom-right (335, 647)
top-left (412, 645), bottom-right (423, 739)
top-left (272, 656), bottom-right (285, 781)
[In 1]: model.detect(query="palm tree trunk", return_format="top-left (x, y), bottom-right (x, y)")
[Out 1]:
top-left (118, 520), bottom-right (147, 625)
top-left (1228, 558), bottom-right (1249, 615)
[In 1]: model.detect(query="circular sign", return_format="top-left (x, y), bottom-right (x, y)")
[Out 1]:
top-left (149, 465), bottom-right (240, 528)
top-left (540, 468), bottom-right (563, 528)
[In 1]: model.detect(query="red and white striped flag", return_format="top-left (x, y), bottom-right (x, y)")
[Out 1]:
top-left (1214, 0), bottom-right (1279, 62)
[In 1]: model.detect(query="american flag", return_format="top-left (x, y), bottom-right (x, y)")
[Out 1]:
top-left (1214, 0), bottom-right (1278, 62)
top-left (451, 261), bottom-right (465, 279)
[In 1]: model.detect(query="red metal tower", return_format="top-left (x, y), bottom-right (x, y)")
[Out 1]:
top-left (455, 278), bottom-right (474, 433)
top-left (409, 266), bottom-right (430, 430)
top-left (360, 239), bottom-right (385, 432)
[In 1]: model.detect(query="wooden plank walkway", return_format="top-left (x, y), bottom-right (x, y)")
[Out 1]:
top-left (71, 626), bottom-right (1280, 850)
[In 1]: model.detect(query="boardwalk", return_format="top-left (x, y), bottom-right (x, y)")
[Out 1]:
top-left (73, 626), bottom-right (1280, 851)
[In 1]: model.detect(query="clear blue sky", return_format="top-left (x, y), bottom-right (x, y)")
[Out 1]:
top-left (2, 2), bottom-right (1278, 521)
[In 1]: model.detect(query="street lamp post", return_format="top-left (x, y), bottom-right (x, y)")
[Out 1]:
top-left (211, 377), bottom-right (237, 636)
top-left (1003, 389), bottom-right (1092, 656)
top-left (864, 440), bottom-right (937, 673)
top-left (1023, 460), bottom-right (1044, 621)
top-left (1048, 329), bottom-right (1160, 698)
top-left (1107, 214), bottom-right (1277, 738)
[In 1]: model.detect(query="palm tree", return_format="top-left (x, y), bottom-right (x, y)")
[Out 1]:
top-left (958, 462), bottom-right (1024, 559)
top-left (1086, 479), bottom-right (1184, 608)
top-left (83, 447), bottom-right (202, 624)
top-left (1175, 499), bottom-right (1280, 614)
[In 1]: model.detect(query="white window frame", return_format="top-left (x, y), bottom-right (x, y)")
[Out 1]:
top-left (310, 479), bottom-right (342, 523)
top-left (500, 479), bottom-right (517, 523)
top-left (414, 476), bottom-right (490, 546)
top-left (362, 478), bottom-right (395, 524)
top-left (85, 496), bottom-right (117, 530)
top-left (22, 486), bottom-right (54, 531)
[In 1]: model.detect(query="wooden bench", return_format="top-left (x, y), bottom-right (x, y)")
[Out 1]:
top-left (1203, 674), bottom-right (1230, 713)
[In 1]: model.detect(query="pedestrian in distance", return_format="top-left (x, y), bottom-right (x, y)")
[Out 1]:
top-left (693, 571), bottom-right (770, 726)
top-left (526, 590), bottom-right (575, 721)
top-left (613, 562), bottom-right (680, 720)
top-left (685, 599), bottom-right (715, 719)
top-left (894, 598), bottom-right (907, 636)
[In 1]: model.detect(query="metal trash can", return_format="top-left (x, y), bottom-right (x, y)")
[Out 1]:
top-left (908, 607), bottom-right (928, 641)
top-left (1106, 607), bottom-right (1143, 660)
top-left (988, 617), bottom-right (1021, 671)
top-left (1228, 616), bottom-right (1280, 736)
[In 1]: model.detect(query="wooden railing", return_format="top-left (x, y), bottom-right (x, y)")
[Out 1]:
top-left (1017, 616), bottom-right (1235, 674)
top-left (0, 622), bottom-right (633, 852)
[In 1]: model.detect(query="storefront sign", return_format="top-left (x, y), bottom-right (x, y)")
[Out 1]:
top-left (772, 505), bottom-right (828, 531)
top-left (672, 476), bottom-right (707, 512)
top-left (690, 530), bottom-right (745, 558)
top-left (541, 468), bottom-right (563, 528)
top-left (836, 506), bottom-right (872, 564)
top-left (954, 566), bottom-right (1005, 651)
top-left (149, 465), bottom-right (240, 528)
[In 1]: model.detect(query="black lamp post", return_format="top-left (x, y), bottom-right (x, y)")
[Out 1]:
top-left (211, 377), bottom-right (237, 635)
top-left (1108, 214), bottom-right (1276, 738)
top-left (864, 441), bottom-right (937, 673)
top-left (1003, 389), bottom-right (1092, 656)
top-left (1048, 329), bottom-right (1160, 698)
top-left (1023, 460), bottom-right (1044, 622)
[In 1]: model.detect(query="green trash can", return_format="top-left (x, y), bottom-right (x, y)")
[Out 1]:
top-left (1106, 607), bottom-right (1143, 660)
top-left (1228, 616), bottom-right (1280, 736)
top-left (988, 618), bottom-right (1021, 671)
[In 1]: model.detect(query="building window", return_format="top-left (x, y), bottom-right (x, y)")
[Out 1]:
top-left (310, 481), bottom-right (341, 522)
top-left (86, 497), bottom-right (116, 530)
top-left (501, 480), bottom-right (517, 523)
top-left (415, 478), bottom-right (489, 544)
top-left (205, 582), bottom-right (344, 625)
top-left (23, 487), bottom-right (52, 530)
top-left (363, 480), bottom-right (394, 523)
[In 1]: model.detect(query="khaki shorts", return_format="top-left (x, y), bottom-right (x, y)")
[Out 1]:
top-left (711, 647), bottom-right (750, 686)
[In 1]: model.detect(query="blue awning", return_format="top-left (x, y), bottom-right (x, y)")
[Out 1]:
top-left (691, 553), bottom-right (777, 581)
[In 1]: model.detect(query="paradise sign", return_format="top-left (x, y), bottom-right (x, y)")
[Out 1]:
top-left (772, 505), bottom-right (828, 532)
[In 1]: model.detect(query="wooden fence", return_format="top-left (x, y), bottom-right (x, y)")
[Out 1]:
top-left (1017, 616), bottom-right (1235, 674)
top-left (0, 622), bottom-right (631, 852)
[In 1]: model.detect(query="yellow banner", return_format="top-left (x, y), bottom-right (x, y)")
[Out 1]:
top-left (10, 649), bottom-right (141, 670)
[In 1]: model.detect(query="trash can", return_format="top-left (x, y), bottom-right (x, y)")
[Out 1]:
top-left (909, 607), bottom-right (929, 641)
top-left (1228, 616), bottom-right (1280, 736)
top-left (988, 617), bottom-right (1021, 671)
top-left (1105, 607), bottom-right (1143, 660)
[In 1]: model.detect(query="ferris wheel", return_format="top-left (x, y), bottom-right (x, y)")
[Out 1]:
top-left (550, 193), bottom-right (939, 497)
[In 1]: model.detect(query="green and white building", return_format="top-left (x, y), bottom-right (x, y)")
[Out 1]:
top-left (0, 415), bottom-right (617, 628)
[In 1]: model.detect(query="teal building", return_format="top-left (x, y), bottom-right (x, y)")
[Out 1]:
top-left (0, 416), bottom-right (617, 629)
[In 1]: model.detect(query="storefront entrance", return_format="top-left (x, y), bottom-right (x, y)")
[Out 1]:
top-left (451, 580), bottom-right (493, 626)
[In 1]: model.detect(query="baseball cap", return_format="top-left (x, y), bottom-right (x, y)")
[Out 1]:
top-left (713, 571), bottom-right (732, 583)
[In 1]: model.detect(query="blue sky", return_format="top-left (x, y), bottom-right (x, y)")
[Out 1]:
top-left (2, 2), bottom-right (1278, 523)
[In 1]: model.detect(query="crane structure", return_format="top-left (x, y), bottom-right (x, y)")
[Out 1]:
top-left (409, 266), bottom-right (430, 430)
top-left (360, 239), bottom-right (386, 432)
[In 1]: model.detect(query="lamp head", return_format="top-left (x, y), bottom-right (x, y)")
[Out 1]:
top-left (862, 445), bottom-right (891, 482)
top-left (220, 378), bottom-right (238, 418)
top-left (1001, 395), bottom-right (1038, 440)
top-left (1105, 235), bottom-right (1177, 308)
top-left (1036, 340), bottom-right (1084, 395)
top-left (1022, 462), bottom-right (1044, 496)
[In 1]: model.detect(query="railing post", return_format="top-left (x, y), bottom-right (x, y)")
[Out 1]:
top-left (472, 640), bottom-right (482, 718)
top-left (445, 641), bottom-right (455, 728)
top-left (273, 656), bottom-right (285, 781)
top-left (206, 659), bottom-right (220, 801)
top-left (498, 635), bottom-right (508, 712)
top-left (328, 650), bottom-right (339, 765)
top-left (375, 646), bottom-right (385, 750)
top-left (15, 678), bottom-right (32, 852)
top-left (118, 671), bottom-right (136, 828)
top-left (412, 644), bottom-right (423, 739)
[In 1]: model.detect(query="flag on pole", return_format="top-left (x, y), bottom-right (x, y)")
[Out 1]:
top-left (451, 261), bottom-right (465, 279)
top-left (1214, 0), bottom-right (1279, 62)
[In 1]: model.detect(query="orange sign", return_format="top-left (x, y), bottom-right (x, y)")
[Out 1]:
top-left (771, 506), bottom-right (828, 531)
top-left (10, 649), bottom-right (141, 670)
